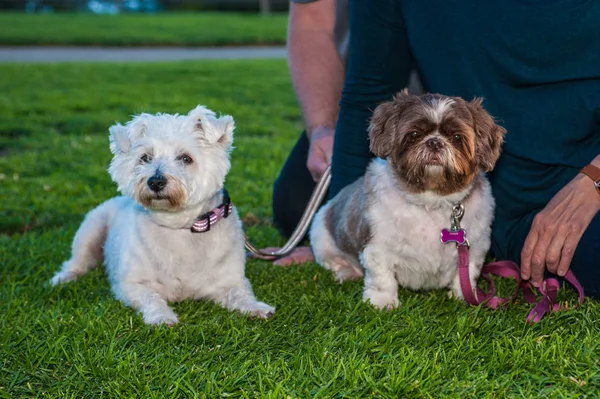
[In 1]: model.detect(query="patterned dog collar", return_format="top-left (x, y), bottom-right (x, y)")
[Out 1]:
top-left (190, 189), bottom-right (233, 233)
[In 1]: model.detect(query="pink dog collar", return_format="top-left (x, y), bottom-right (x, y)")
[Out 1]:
top-left (190, 189), bottom-right (233, 233)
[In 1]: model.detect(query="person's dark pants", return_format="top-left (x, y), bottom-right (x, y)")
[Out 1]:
top-left (272, 132), bottom-right (327, 239)
top-left (492, 212), bottom-right (600, 300)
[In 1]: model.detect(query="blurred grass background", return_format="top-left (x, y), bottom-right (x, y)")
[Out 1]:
top-left (0, 12), bottom-right (288, 46)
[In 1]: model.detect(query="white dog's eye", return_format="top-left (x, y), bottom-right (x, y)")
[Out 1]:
top-left (140, 154), bottom-right (153, 164)
top-left (177, 154), bottom-right (194, 165)
top-left (409, 131), bottom-right (419, 138)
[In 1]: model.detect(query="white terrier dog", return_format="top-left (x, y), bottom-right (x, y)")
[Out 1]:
top-left (51, 105), bottom-right (275, 325)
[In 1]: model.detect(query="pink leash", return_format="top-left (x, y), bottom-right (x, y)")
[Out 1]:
top-left (458, 246), bottom-right (585, 322)
top-left (444, 204), bottom-right (585, 323)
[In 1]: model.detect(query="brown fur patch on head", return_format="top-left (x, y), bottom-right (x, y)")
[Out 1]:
top-left (135, 174), bottom-right (188, 210)
top-left (368, 89), bottom-right (423, 159)
top-left (463, 97), bottom-right (506, 172)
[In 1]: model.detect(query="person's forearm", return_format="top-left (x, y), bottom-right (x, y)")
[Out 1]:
top-left (288, 13), bottom-right (345, 137)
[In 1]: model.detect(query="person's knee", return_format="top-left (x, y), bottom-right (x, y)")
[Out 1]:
top-left (568, 214), bottom-right (600, 299)
top-left (493, 212), bottom-right (600, 300)
top-left (271, 133), bottom-right (314, 238)
top-left (490, 218), bottom-right (529, 265)
top-left (272, 174), bottom-right (294, 236)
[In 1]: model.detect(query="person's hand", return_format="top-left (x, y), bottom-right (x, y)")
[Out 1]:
top-left (521, 171), bottom-right (600, 287)
top-left (250, 246), bottom-right (315, 266)
top-left (307, 126), bottom-right (334, 182)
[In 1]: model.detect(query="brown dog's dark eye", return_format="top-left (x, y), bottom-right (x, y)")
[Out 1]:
top-left (453, 134), bottom-right (462, 142)
top-left (178, 154), bottom-right (193, 165)
top-left (409, 131), bottom-right (419, 138)
top-left (140, 154), bottom-right (152, 164)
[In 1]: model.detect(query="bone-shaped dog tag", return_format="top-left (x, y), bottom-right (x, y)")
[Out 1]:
top-left (441, 228), bottom-right (467, 246)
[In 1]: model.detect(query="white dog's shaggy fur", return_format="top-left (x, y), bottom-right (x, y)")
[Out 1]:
top-left (310, 91), bottom-right (506, 310)
top-left (51, 105), bottom-right (275, 325)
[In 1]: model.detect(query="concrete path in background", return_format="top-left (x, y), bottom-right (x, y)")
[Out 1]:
top-left (0, 46), bottom-right (287, 63)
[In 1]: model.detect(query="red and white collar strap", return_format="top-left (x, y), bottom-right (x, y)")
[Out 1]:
top-left (190, 189), bottom-right (233, 233)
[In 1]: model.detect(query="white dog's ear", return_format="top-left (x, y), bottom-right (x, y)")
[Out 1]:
top-left (188, 106), bottom-right (234, 148)
top-left (126, 114), bottom-right (151, 140)
top-left (188, 105), bottom-right (215, 134)
top-left (210, 114), bottom-right (235, 149)
top-left (109, 123), bottom-right (131, 154)
top-left (188, 105), bottom-right (215, 119)
top-left (109, 114), bottom-right (150, 154)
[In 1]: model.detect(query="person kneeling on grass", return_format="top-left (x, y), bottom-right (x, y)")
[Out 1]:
top-left (267, 0), bottom-right (600, 300)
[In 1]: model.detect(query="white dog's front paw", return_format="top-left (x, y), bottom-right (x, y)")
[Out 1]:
top-left (142, 307), bottom-right (179, 326)
top-left (50, 270), bottom-right (78, 286)
top-left (245, 302), bottom-right (275, 320)
top-left (363, 291), bottom-right (399, 310)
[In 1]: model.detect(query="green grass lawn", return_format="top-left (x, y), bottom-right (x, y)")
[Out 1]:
top-left (1, 60), bottom-right (599, 398)
top-left (0, 12), bottom-right (288, 46)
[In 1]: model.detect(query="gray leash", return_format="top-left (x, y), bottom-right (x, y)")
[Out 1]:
top-left (244, 165), bottom-right (331, 260)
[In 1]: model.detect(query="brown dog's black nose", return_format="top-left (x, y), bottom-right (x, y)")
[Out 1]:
top-left (425, 137), bottom-right (443, 151)
top-left (147, 174), bottom-right (167, 192)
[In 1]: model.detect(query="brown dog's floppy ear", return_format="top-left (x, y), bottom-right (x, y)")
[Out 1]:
top-left (368, 89), bottom-right (412, 159)
top-left (466, 97), bottom-right (507, 172)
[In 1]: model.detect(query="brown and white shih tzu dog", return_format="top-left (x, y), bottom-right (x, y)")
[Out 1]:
top-left (309, 90), bottom-right (506, 309)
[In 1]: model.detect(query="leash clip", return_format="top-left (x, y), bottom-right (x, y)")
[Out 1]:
top-left (441, 203), bottom-right (469, 248)
top-left (451, 204), bottom-right (464, 231)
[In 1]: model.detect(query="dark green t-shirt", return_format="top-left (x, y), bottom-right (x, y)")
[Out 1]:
top-left (334, 0), bottom-right (600, 226)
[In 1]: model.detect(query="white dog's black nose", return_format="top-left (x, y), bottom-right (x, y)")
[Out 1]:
top-left (147, 174), bottom-right (167, 192)
top-left (426, 137), bottom-right (443, 151)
